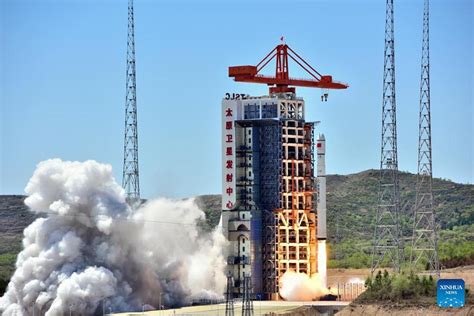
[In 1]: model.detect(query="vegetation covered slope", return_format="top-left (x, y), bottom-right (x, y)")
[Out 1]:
top-left (325, 170), bottom-right (474, 269)
top-left (195, 170), bottom-right (473, 269)
top-left (1, 170), bottom-right (473, 294)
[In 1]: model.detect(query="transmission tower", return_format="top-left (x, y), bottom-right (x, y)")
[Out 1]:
top-left (371, 0), bottom-right (403, 273)
top-left (411, 0), bottom-right (439, 277)
top-left (122, 0), bottom-right (140, 203)
top-left (225, 272), bottom-right (235, 316)
top-left (241, 273), bottom-right (254, 316)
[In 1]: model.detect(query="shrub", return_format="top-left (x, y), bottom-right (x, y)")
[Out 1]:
top-left (359, 270), bottom-right (436, 303)
top-left (391, 274), bottom-right (413, 300)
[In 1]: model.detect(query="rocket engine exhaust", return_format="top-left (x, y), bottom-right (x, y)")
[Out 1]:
top-left (317, 240), bottom-right (327, 289)
top-left (0, 159), bottom-right (227, 315)
top-left (278, 240), bottom-right (329, 301)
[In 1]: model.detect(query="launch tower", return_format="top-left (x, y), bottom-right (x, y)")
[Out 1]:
top-left (222, 43), bottom-right (347, 299)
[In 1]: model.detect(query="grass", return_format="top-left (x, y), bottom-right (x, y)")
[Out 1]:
top-left (0, 253), bottom-right (17, 295)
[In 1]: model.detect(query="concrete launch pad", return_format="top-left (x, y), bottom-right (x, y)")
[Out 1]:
top-left (113, 300), bottom-right (350, 316)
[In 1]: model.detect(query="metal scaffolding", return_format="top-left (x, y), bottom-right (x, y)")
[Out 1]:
top-left (260, 123), bottom-right (282, 211)
top-left (236, 126), bottom-right (254, 211)
top-left (303, 122), bottom-right (317, 272)
top-left (275, 120), bottom-right (317, 281)
top-left (225, 97), bottom-right (318, 300)
top-left (259, 122), bottom-right (281, 299)
top-left (303, 122), bottom-right (316, 214)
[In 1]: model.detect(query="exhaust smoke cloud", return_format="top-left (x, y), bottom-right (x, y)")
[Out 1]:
top-left (279, 240), bottom-right (329, 301)
top-left (0, 159), bottom-right (226, 315)
top-left (279, 271), bottom-right (328, 301)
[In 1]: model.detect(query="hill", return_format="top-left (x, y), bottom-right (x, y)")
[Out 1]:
top-left (325, 170), bottom-right (473, 269)
top-left (198, 170), bottom-right (474, 269)
top-left (1, 170), bottom-right (473, 293)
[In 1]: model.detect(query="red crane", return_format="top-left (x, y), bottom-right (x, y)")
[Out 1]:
top-left (229, 43), bottom-right (348, 96)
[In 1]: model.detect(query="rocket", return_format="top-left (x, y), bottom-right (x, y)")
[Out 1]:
top-left (316, 134), bottom-right (326, 240)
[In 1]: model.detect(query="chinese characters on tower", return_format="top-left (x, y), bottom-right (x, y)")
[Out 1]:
top-left (222, 102), bottom-right (237, 210)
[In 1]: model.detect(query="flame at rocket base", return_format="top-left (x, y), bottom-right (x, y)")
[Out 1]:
top-left (279, 241), bottom-right (329, 301)
top-left (317, 240), bottom-right (327, 289)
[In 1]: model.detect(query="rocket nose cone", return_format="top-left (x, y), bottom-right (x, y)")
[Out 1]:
top-left (318, 133), bottom-right (326, 141)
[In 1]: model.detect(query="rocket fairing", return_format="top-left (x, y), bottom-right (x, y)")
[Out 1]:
top-left (316, 134), bottom-right (327, 240)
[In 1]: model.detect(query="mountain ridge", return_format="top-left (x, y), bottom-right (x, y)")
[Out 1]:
top-left (0, 169), bottom-right (472, 292)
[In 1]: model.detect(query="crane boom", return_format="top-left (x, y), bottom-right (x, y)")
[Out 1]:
top-left (229, 44), bottom-right (348, 94)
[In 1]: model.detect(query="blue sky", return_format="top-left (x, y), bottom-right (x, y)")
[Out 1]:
top-left (1, 0), bottom-right (472, 198)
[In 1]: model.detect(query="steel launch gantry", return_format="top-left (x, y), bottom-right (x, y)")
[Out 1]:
top-left (224, 41), bottom-right (347, 300)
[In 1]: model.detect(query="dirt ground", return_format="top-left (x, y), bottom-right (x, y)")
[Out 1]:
top-left (336, 304), bottom-right (474, 316)
top-left (116, 267), bottom-right (474, 315)
top-left (439, 265), bottom-right (474, 290)
top-left (328, 268), bottom-right (377, 285)
top-left (328, 265), bottom-right (474, 289)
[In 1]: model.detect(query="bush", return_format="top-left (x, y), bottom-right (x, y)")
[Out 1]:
top-left (438, 240), bottom-right (474, 269)
top-left (359, 270), bottom-right (437, 303)
top-left (391, 273), bottom-right (415, 300)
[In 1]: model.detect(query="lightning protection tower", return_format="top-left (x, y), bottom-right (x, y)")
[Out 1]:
top-left (411, 0), bottom-right (440, 277)
top-left (122, 0), bottom-right (140, 203)
top-left (241, 273), bottom-right (253, 316)
top-left (371, 0), bottom-right (403, 273)
top-left (225, 272), bottom-right (235, 316)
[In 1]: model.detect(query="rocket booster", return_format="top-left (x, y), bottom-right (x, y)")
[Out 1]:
top-left (316, 134), bottom-right (326, 240)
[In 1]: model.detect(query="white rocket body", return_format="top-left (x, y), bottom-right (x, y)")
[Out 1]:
top-left (316, 134), bottom-right (326, 240)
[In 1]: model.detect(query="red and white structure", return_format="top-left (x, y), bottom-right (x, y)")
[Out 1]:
top-left (222, 42), bottom-right (347, 300)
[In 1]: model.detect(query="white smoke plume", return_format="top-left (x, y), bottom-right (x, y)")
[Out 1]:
top-left (0, 159), bottom-right (227, 315)
top-left (279, 241), bottom-right (329, 301)
top-left (347, 277), bottom-right (364, 284)
top-left (279, 271), bottom-right (328, 301)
